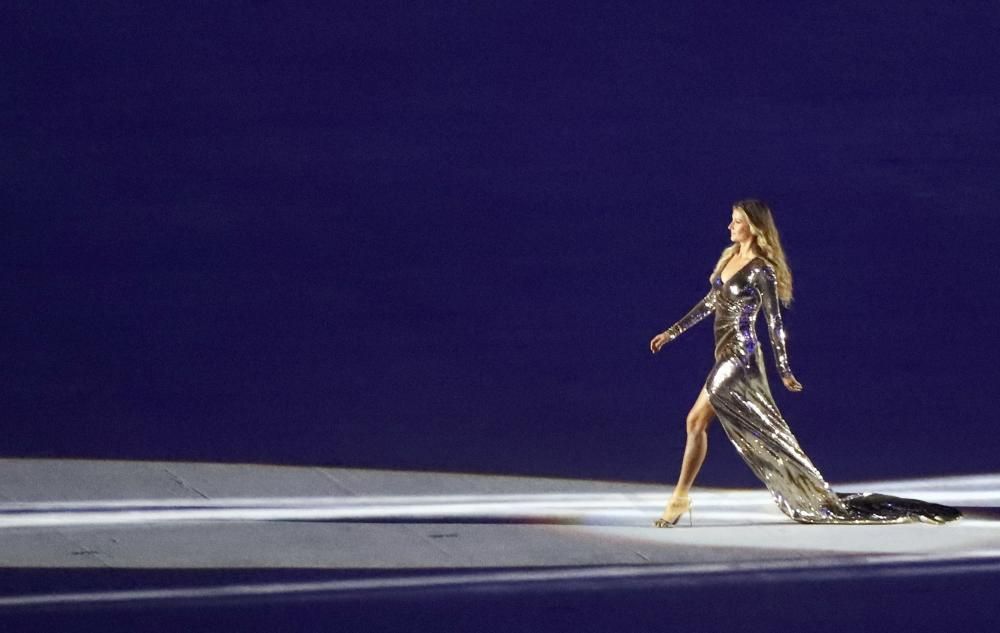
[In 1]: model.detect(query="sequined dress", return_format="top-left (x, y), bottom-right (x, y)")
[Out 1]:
top-left (664, 256), bottom-right (962, 524)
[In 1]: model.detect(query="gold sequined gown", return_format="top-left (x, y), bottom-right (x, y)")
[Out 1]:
top-left (664, 256), bottom-right (962, 524)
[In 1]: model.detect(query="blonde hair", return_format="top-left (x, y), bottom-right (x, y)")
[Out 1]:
top-left (709, 199), bottom-right (794, 307)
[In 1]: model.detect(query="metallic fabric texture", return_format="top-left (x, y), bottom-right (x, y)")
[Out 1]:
top-left (665, 256), bottom-right (962, 524)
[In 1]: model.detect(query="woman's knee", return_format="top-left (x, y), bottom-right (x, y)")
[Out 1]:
top-left (686, 409), bottom-right (713, 435)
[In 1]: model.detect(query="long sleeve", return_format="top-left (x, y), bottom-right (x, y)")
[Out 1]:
top-left (757, 265), bottom-right (793, 378)
top-left (665, 287), bottom-right (716, 340)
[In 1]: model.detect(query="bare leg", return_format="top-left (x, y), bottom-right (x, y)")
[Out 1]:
top-left (669, 386), bottom-right (716, 501)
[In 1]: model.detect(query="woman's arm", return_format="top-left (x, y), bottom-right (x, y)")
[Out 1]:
top-left (757, 265), bottom-right (794, 379)
top-left (651, 286), bottom-right (717, 354)
top-left (664, 286), bottom-right (717, 340)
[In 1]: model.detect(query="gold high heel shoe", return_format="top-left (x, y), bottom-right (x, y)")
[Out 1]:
top-left (653, 496), bottom-right (693, 528)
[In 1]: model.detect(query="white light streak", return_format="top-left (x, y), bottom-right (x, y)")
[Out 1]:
top-left (1, 550), bottom-right (1000, 610)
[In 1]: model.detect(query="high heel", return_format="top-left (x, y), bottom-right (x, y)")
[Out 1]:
top-left (653, 496), bottom-right (694, 528)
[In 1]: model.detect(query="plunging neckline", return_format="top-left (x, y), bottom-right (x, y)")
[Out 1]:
top-left (718, 256), bottom-right (760, 285)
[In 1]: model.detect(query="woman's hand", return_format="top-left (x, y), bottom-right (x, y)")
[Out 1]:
top-left (650, 330), bottom-right (676, 354)
top-left (782, 374), bottom-right (803, 392)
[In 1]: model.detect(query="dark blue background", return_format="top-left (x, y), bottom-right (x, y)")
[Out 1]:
top-left (6, 1), bottom-right (999, 486)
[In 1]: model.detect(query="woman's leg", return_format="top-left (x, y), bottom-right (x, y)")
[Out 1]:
top-left (669, 386), bottom-right (716, 500)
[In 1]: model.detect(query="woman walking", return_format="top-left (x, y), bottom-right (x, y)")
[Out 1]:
top-left (649, 199), bottom-right (962, 527)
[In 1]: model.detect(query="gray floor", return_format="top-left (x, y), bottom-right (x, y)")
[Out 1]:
top-left (1, 458), bottom-right (996, 576)
top-left (2, 458), bottom-right (996, 624)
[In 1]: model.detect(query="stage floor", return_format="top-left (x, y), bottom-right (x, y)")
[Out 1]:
top-left (0, 458), bottom-right (998, 613)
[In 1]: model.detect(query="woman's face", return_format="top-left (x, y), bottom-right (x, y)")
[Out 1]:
top-left (728, 208), bottom-right (752, 243)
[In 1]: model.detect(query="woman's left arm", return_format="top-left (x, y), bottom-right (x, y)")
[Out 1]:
top-left (758, 265), bottom-right (802, 391)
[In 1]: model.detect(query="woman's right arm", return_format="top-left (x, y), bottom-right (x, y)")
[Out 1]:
top-left (651, 286), bottom-right (716, 352)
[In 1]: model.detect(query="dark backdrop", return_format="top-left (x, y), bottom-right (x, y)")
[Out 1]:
top-left (6, 1), bottom-right (998, 487)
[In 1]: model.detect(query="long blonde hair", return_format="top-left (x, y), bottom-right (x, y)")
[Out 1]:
top-left (709, 199), bottom-right (794, 307)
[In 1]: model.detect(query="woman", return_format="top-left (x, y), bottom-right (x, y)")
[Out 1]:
top-left (648, 199), bottom-right (962, 527)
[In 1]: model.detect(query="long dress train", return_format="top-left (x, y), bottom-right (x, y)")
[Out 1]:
top-left (664, 256), bottom-right (962, 524)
